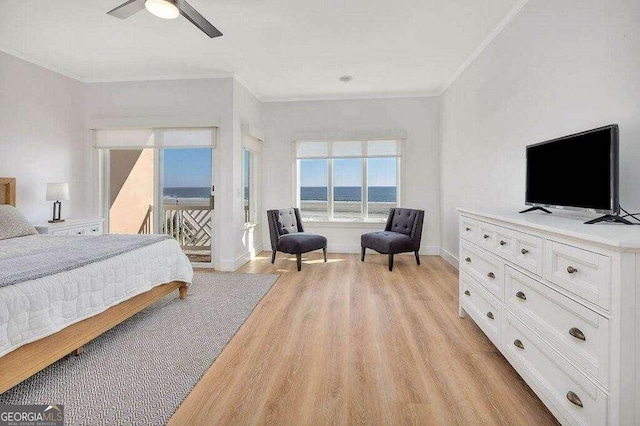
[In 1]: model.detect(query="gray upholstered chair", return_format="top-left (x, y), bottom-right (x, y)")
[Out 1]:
top-left (361, 208), bottom-right (425, 271)
top-left (267, 208), bottom-right (327, 271)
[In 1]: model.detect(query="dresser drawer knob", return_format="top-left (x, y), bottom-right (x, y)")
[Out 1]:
top-left (513, 339), bottom-right (524, 350)
top-left (465, 257), bottom-right (471, 263)
top-left (500, 240), bottom-right (507, 246)
top-left (516, 291), bottom-right (527, 300)
top-left (486, 311), bottom-right (494, 319)
top-left (567, 266), bottom-right (578, 274)
top-left (566, 391), bottom-right (583, 407)
top-left (521, 248), bottom-right (529, 255)
top-left (464, 290), bottom-right (471, 296)
top-left (487, 272), bottom-right (495, 279)
top-left (569, 327), bottom-right (586, 341)
top-left (465, 227), bottom-right (471, 231)
top-left (483, 234), bottom-right (490, 239)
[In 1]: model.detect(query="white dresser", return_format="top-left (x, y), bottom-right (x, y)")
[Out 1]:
top-left (458, 209), bottom-right (639, 426)
top-left (34, 219), bottom-right (104, 236)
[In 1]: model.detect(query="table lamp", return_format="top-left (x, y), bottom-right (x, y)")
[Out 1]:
top-left (46, 183), bottom-right (70, 223)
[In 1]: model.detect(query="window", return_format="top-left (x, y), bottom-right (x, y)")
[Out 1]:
top-left (295, 139), bottom-right (402, 222)
top-left (242, 133), bottom-right (262, 225)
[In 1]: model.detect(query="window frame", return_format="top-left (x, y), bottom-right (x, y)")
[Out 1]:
top-left (293, 139), bottom-right (403, 223)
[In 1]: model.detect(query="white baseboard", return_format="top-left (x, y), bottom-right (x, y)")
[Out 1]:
top-left (440, 248), bottom-right (459, 270)
top-left (216, 244), bottom-right (264, 271)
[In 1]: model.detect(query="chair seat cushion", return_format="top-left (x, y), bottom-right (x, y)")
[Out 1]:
top-left (361, 231), bottom-right (415, 254)
top-left (278, 232), bottom-right (327, 254)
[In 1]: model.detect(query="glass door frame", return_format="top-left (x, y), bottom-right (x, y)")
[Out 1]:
top-left (100, 147), bottom-right (216, 269)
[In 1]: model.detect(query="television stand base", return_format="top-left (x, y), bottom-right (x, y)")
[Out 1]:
top-left (519, 206), bottom-right (552, 214)
top-left (584, 214), bottom-right (634, 225)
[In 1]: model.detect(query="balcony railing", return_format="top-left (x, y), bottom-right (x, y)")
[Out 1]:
top-left (138, 204), bottom-right (212, 262)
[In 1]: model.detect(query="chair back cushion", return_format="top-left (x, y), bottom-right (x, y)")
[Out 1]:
top-left (267, 208), bottom-right (304, 250)
top-left (386, 208), bottom-right (419, 236)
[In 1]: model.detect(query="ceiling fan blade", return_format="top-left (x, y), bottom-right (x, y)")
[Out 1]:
top-left (176, 0), bottom-right (223, 38)
top-left (107, 0), bottom-right (146, 19)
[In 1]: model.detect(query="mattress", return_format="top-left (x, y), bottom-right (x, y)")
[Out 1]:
top-left (0, 237), bottom-right (193, 358)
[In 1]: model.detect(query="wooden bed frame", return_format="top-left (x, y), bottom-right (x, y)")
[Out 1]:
top-left (0, 178), bottom-right (188, 394)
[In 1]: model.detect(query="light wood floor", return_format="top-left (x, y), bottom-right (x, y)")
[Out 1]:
top-left (170, 253), bottom-right (558, 425)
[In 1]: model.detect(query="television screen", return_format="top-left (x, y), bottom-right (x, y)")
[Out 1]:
top-left (525, 125), bottom-right (619, 214)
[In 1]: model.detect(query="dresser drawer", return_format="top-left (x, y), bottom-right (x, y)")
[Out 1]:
top-left (502, 312), bottom-right (607, 426)
top-left (460, 272), bottom-right (502, 347)
top-left (488, 224), bottom-right (543, 276)
top-left (460, 241), bottom-right (504, 300)
top-left (476, 221), bottom-right (498, 252)
top-left (505, 266), bottom-right (610, 386)
top-left (543, 241), bottom-right (611, 310)
top-left (460, 216), bottom-right (479, 243)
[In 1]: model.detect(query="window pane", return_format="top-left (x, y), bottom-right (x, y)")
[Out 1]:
top-left (333, 158), bottom-right (362, 220)
top-left (299, 159), bottom-right (328, 220)
top-left (367, 157), bottom-right (397, 220)
top-left (243, 149), bottom-right (251, 223)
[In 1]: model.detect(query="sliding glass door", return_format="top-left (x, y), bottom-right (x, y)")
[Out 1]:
top-left (161, 148), bottom-right (214, 264)
top-left (106, 147), bottom-right (214, 267)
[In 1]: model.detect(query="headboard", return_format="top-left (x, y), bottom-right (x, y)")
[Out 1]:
top-left (0, 178), bottom-right (16, 206)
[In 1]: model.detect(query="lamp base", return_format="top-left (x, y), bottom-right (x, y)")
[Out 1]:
top-left (48, 219), bottom-right (66, 223)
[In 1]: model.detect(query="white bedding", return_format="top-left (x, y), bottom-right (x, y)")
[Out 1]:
top-left (0, 237), bottom-right (193, 358)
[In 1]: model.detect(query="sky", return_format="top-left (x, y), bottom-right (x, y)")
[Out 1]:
top-left (300, 158), bottom-right (397, 187)
top-left (163, 148), bottom-right (397, 188)
top-left (163, 149), bottom-right (212, 188)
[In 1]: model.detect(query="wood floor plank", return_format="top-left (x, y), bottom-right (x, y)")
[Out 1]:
top-left (169, 253), bottom-right (558, 425)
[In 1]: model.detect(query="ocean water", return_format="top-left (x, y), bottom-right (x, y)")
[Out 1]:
top-left (164, 186), bottom-right (396, 202)
top-left (164, 187), bottom-right (211, 199)
top-left (302, 186), bottom-right (396, 202)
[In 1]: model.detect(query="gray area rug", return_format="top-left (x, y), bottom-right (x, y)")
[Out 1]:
top-left (0, 272), bottom-right (278, 425)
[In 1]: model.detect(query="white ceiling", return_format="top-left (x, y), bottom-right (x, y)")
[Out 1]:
top-left (0, 0), bottom-right (521, 101)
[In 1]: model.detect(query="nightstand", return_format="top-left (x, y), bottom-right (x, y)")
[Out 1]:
top-left (34, 219), bottom-right (104, 236)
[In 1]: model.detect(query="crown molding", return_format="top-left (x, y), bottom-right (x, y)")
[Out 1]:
top-left (0, 44), bottom-right (85, 83)
top-left (438, 0), bottom-right (529, 95)
top-left (261, 90), bottom-right (441, 103)
top-left (232, 74), bottom-right (264, 102)
top-left (84, 72), bottom-right (235, 84)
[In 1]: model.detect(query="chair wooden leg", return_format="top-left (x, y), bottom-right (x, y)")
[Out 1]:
top-left (296, 253), bottom-right (302, 271)
top-left (323, 247), bottom-right (327, 262)
top-left (271, 250), bottom-right (277, 264)
top-left (361, 246), bottom-right (366, 261)
top-left (415, 251), bottom-right (421, 265)
top-left (71, 346), bottom-right (84, 356)
top-left (388, 254), bottom-right (394, 271)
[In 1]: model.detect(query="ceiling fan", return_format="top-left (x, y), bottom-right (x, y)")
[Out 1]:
top-left (107, 0), bottom-right (223, 38)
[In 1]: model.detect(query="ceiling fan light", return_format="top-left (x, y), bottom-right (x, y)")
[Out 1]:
top-left (145, 0), bottom-right (180, 19)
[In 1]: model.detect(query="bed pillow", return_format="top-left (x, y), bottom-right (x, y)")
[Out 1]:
top-left (0, 205), bottom-right (38, 240)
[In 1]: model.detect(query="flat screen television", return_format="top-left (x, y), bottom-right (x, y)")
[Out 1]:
top-left (525, 124), bottom-right (619, 215)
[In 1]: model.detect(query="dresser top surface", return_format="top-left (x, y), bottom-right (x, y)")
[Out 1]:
top-left (458, 208), bottom-right (640, 249)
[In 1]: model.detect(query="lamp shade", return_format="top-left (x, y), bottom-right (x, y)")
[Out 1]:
top-left (46, 183), bottom-right (70, 201)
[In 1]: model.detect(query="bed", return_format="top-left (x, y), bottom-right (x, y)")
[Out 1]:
top-left (0, 178), bottom-right (193, 393)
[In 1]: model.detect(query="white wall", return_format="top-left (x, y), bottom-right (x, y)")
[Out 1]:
top-left (440, 0), bottom-right (640, 264)
top-left (262, 97), bottom-right (441, 255)
top-left (0, 51), bottom-right (87, 222)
